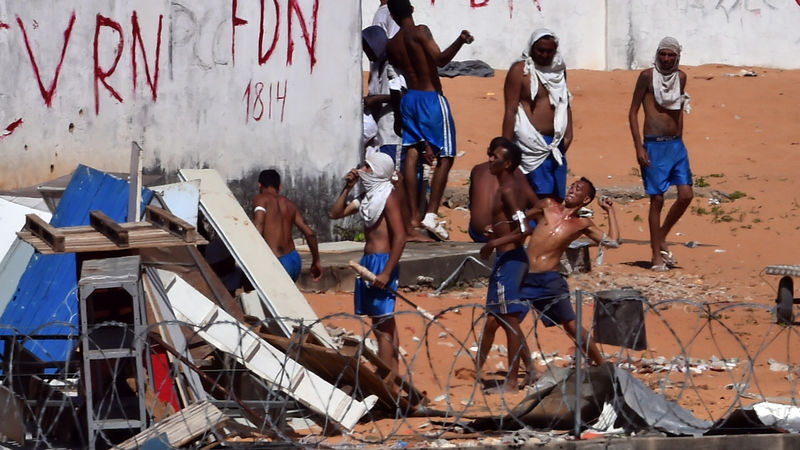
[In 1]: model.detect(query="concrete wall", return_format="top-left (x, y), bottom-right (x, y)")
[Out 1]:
top-left (0, 0), bottom-right (362, 240)
top-left (362, 0), bottom-right (800, 70)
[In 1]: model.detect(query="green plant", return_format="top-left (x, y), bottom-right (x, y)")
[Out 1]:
top-left (728, 191), bottom-right (746, 200)
top-left (708, 173), bottom-right (725, 178)
top-left (633, 214), bottom-right (642, 222)
top-left (692, 206), bottom-right (709, 215)
top-left (695, 176), bottom-right (710, 188)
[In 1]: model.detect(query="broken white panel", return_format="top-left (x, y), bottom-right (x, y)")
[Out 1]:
top-left (0, 198), bottom-right (50, 315)
top-left (148, 180), bottom-right (201, 228)
top-left (158, 270), bottom-right (376, 431)
top-left (0, 197), bottom-right (51, 259)
top-left (142, 268), bottom-right (208, 403)
top-left (0, 239), bottom-right (34, 318)
top-left (752, 402), bottom-right (800, 433)
top-left (178, 169), bottom-right (333, 347)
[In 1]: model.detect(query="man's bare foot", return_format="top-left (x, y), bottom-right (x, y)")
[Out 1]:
top-left (407, 227), bottom-right (435, 242)
top-left (522, 370), bottom-right (538, 387)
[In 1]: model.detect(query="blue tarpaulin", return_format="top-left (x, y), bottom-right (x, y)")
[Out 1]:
top-left (0, 165), bottom-right (153, 364)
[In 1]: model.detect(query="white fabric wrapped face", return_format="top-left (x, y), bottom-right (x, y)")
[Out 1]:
top-left (358, 152), bottom-right (395, 227)
top-left (652, 36), bottom-right (690, 112)
top-left (515, 28), bottom-right (571, 173)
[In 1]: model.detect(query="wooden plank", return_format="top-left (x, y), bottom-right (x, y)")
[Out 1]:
top-left (255, 324), bottom-right (427, 412)
top-left (146, 205), bottom-right (200, 243)
top-left (128, 141), bottom-right (143, 223)
top-left (17, 225), bottom-right (208, 255)
top-left (89, 210), bottom-right (130, 246)
top-left (158, 270), bottom-right (377, 431)
top-left (0, 385), bottom-right (25, 445)
top-left (178, 169), bottom-right (334, 347)
top-left (115, 400), bottom-right (225, 450)
top-left (23, 213), bottom-right (64, 252)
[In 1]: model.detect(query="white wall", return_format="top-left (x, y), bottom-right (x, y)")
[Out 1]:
top-left (362, 0), bottom-right (800, 71)
top-left (361, 0), bottom-right (607, 71)
top-left (0, 0), bottom-right (362, 189)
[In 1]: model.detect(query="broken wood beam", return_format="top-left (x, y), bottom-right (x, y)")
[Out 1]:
top-left (24, 213), bottom-right (64, 252)
top-left (89, 210), bottom-right (130, 247)
top-left (146, 205), bottom-right (200, 243)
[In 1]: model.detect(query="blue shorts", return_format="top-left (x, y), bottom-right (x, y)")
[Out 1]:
top-left (641, 136), bottom-right (693, 195)
top-left (278, 250), bottom-right (301, 282)
top-left (520, 271), bottom-right (575, 327)
top-left (525, 135), bottom-right (567, 201)
top-left (487, 247), bottom-right (529, 320)
top-left (400, 89), bottom-right (456, 158)
top-left (468, 223), bottom-right (488, 243)
top-left (354, 253), bottom-right (398, 318)
top-left (378, 144), bottom-right (403, 172)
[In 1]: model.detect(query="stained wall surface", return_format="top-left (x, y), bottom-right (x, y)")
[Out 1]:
top-left (362, 0), bottom-right (800, 71)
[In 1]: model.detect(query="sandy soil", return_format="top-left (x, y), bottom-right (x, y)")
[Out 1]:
top-left (304, 65), bottom-right (800, 444)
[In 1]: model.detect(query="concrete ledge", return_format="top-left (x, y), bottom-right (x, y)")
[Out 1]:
top-left (296, 241), bottom-right (494, 292)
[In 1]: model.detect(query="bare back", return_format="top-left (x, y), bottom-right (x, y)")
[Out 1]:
top-left (387, 24), bottom-right (441, 92)
top-left (468, 162), bottom-right (498, 233)
top-left (254, 193), bottom-right (297, 257)
top-left (637, 68), bottom-right (686, 136)
top-left (526, 201), bottom-right (592, 272)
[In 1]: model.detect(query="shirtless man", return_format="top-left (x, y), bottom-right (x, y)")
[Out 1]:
top-left (503, 29), bottom-right (573, 202)
top-left (520, 178), bottom-right (619, 366)
top-left (629, 37), bottom-right (693, 272)
top-left (468, 150), bottom-right (538, 243)
top-left (253, 170), bottom-right (322, 282)
top-left (475, 137), bottom-right (536, 390)
top-left (329, 152), bottom-right (407, 373)
top-left (386, 0), bottom-right (473, 240)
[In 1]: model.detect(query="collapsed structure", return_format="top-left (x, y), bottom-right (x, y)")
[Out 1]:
top-left (0, 165), bottom-right (425, 448)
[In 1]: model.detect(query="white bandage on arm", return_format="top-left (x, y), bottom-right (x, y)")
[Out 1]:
top-left (254, 206), bottom-right (267, 214)
top-left (513, 210), bottom-right (528, 233)
top-left (600, 233), bottom-right (620, 248)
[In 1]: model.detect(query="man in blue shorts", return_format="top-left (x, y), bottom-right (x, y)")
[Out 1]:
top-left (253, 170), bottom-right (322, 282)
top-left (475, 138), bottom-right (537, 389)
top-left (330, 152), bottom-right (407, 373)
top-left (519, 177), bottom-right (620, 367)
top-left (386, 0), bottom-right (473, 240)
top-left (503, 29), bottom-right (573, 203)
top-left (629, 37), bottom-right (693, 272)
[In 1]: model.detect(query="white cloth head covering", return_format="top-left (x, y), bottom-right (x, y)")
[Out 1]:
top-left (358, 152), bottom-right (395, 227)
top-left (514, 28), bottom-right (571, 173)
top-left (652, 36), bottom-right (691, 112)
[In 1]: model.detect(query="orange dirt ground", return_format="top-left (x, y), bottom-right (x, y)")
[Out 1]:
top-left (303, 65), bottom-right (800, 444)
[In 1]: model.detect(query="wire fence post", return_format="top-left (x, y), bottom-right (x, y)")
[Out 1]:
top-left (574, 289), bottom-right (583, 439)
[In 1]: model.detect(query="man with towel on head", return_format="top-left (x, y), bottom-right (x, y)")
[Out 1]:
top-left (503, 29), bottom-right (573, 203)
top-left (330, 152), bottom-right (407, 373)
top-left (629, 37), bottom-right (693, 272)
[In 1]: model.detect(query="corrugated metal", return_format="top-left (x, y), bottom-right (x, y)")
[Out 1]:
top-left (0, 165), bottom-right (154, 363)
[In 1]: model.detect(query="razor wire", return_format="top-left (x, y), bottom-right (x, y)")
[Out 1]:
top-left (1, 276), bottom-right (799, 448)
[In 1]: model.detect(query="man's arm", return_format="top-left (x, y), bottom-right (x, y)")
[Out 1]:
top-left (480, 186), bottom-right (529, 259)
top-left (583, 197), bottom-right (620, 246)
top-left (373, 192), bottom-right (406, 289)
top-left (329, 169), bottom-right (360, 219)
top-left (419, 25), bottom-right (472, 68)
top-left (253, 199), bottom-right (266, 234)
top-left (294, 210), bottom-right (322, 281)
top-left (502, 62), bottom-right (523, 139)
top-left (678, 70), bottom-right (687, 135)
top-left (629, 70), bottom-right (649, 167)
top-left (563, 105), bottom-right (574, 152)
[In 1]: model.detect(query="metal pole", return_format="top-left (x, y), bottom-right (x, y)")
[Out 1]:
top-left (574, 289), bottom-right (583, 439)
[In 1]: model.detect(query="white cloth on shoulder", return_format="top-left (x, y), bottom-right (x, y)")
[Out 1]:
top-left (652, 36), bottom-right (691, 113)
top-left (515, 28), bottom-right (571, 174)
top-left (358, 152), bottom-right (395, 227)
